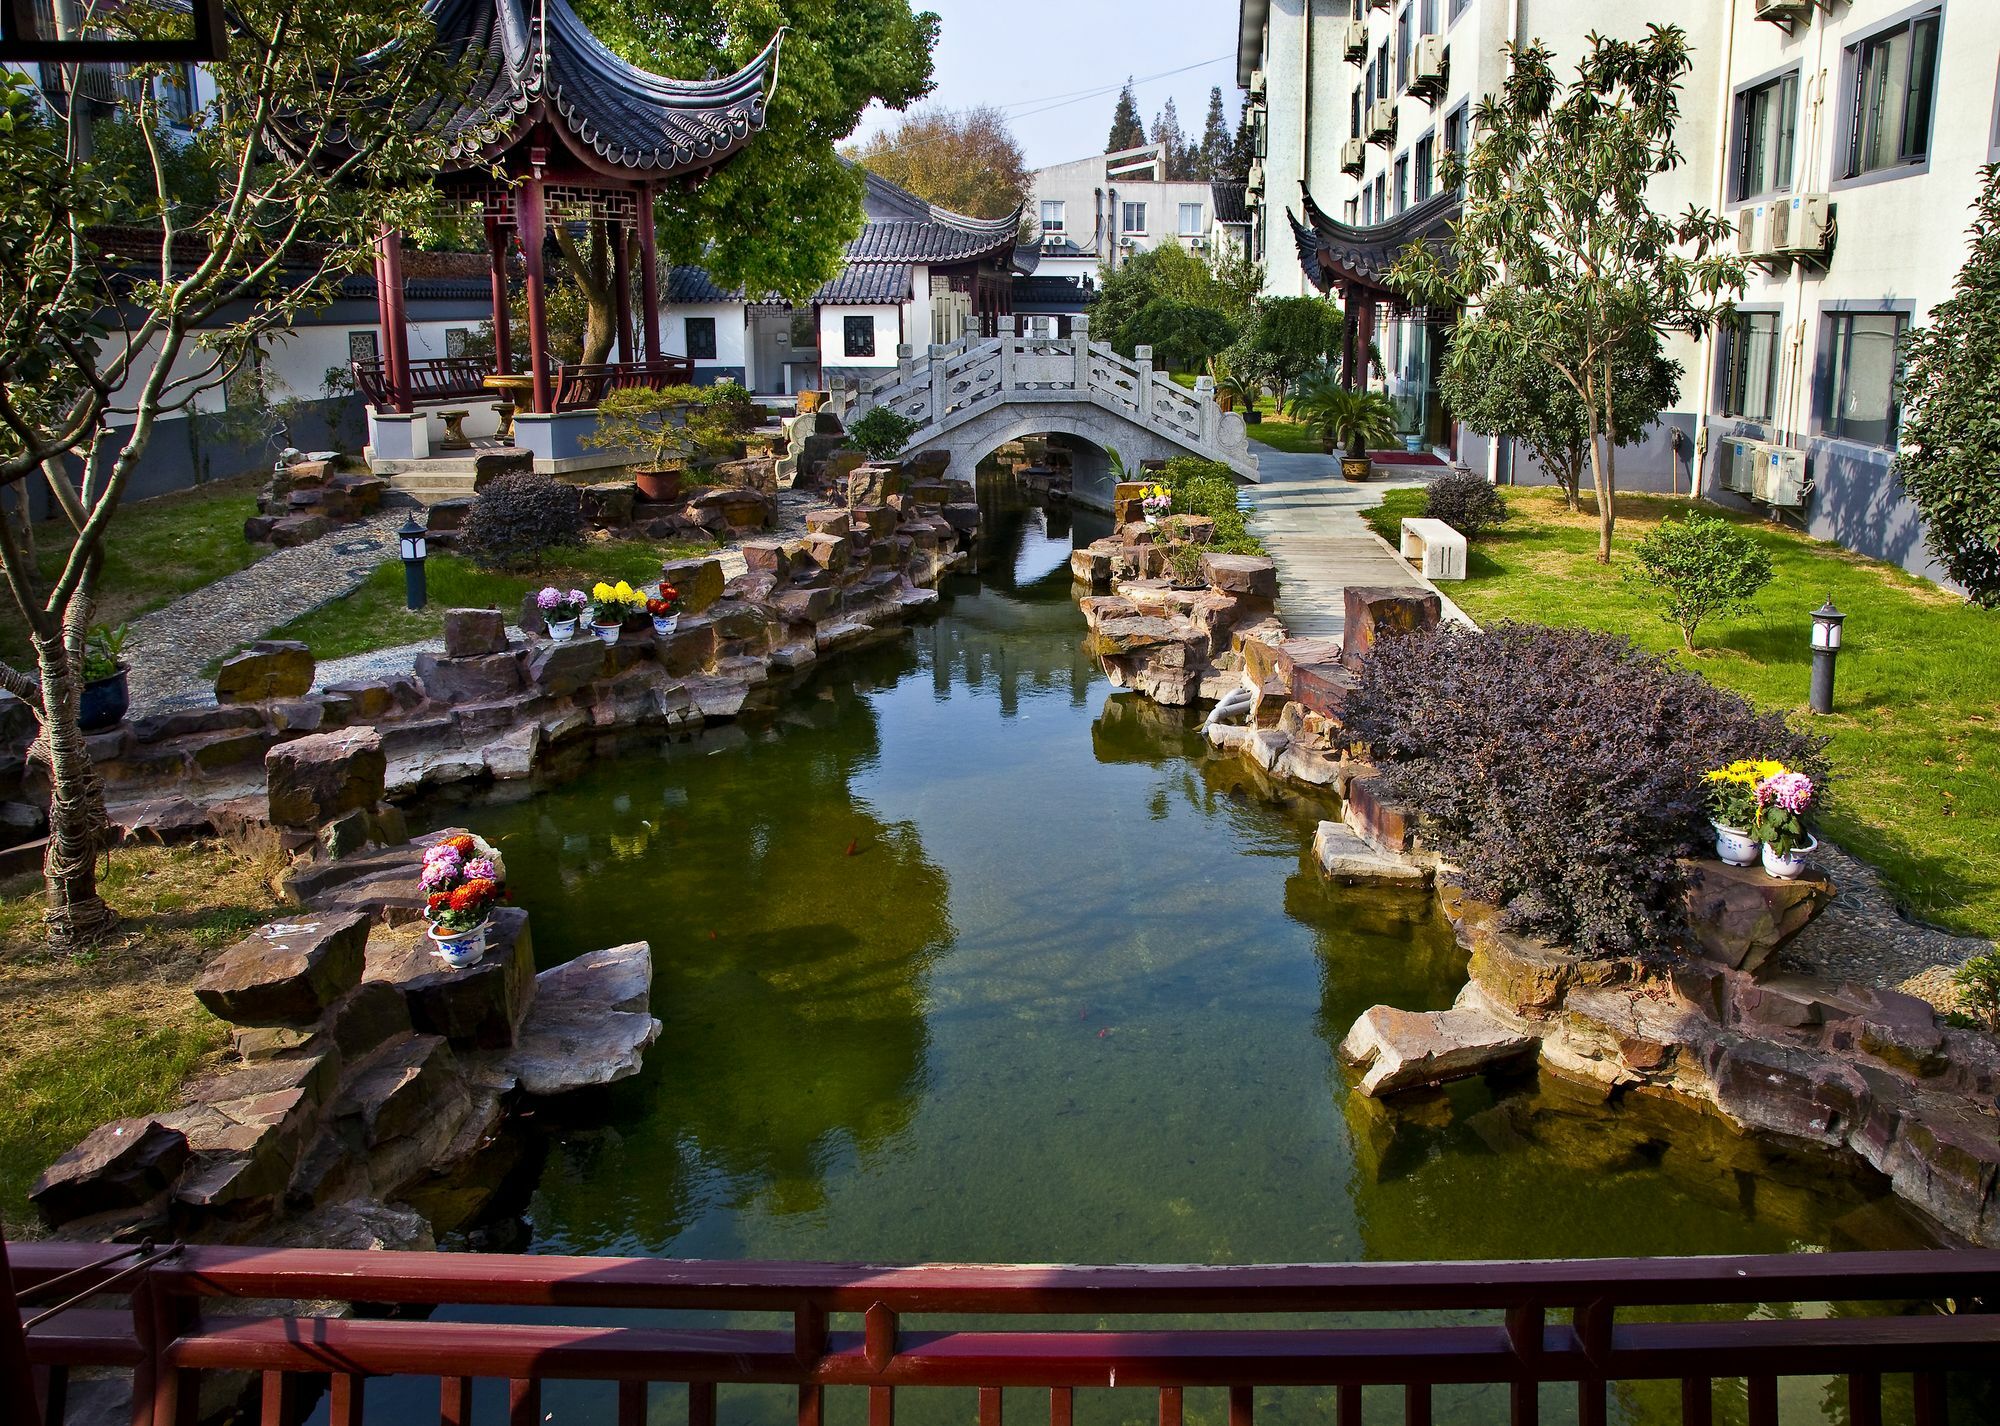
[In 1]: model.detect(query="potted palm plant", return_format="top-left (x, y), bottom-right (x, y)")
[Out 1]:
top-left (584, 384), bottom-right (735, 502)
top-left (1210, 359), bottom-right (1264, 423)
top-left (1288, 369), bottom-right (1400, 479)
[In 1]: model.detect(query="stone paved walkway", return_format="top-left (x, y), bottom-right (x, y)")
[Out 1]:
top-left (1242, 447), bottom-right (1469, 641)
top-left (125, 511), bottom-right (407, 716)
top-left (1781, 841), bottom-right (1990, 1011)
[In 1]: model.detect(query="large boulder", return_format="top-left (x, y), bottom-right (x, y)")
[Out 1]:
top-left (30, 1117), bottom-right (190, 1228)
top-left (1681, 858), bottom-right (1836, 975)
top-left (507, 942), bottom-right (660, 1096)
top-left (526, 640), bottom-right (607, 698)
top-left (196, 911), bottom-right (371, 1026)
top-left (215, 641), bottom-right (315, 703)
top-left (363, 907), bottom-right (537, 1051)
top-left (1340, 586), bottom-right (1441, 669)
top-left (414, 650), bottom-right (522, 705)
top-left (265, 728), bottom-right (386, 830)
top-left (442, 608), bottom-right (508, 659)
top-left (660, 556), bottom-right (726, 614)
top-left (1340, 1003), bottom-right (1535, 1096)
top-left (1313, 822), bottom-right (1429, 886)
top-left (1200, 553), bottom-right (1279, 599)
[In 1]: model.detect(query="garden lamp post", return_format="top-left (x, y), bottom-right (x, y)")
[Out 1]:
top-left (399, 516), bottom-right (429, 611)
top-left (1809, 599), bottom-right (1845, 714)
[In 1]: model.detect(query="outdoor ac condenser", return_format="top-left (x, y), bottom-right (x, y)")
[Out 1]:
top-left (1413, 36), bottom-right (1446, 86)
top-left (1368, 99), bottom-right (1396, 142)
top-left (1342, 138), bottom-right (1365, 173)
top-left (1344, 21), bottom-right (1368, 62)
top-left (1756, 445), bottom-right (1808, 507)
top-left (1249, 69), bottom-right (1267, 101)
top-left (1734, 206), bottom-right (1768, 259)
top-left (1772, 194), bottom-right (1832, 256)
top-left (1721, 437), bottom-right (1766, 495)
top-left (1247, 161), bottom-right (1265, 196)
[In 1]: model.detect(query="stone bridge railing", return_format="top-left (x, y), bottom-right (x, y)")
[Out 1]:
top-left (833, 316), bottom-right (1254, 478)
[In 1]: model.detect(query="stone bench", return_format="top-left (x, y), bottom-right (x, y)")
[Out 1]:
top-left (1399, 516), bottom-right (1467, 581)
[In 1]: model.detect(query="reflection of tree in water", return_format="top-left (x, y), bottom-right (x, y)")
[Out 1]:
top-left (454, 678), bottom-right (953, 1245)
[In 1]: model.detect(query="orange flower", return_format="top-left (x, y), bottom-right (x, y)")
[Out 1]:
top-left (449, 879), bottom-right (496, 913)
top-left (444, 834), bottom-right (477, 857)
top-left (426, 892), bottom-right (449, 913)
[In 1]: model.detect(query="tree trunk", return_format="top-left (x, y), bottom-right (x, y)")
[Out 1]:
top-left (1598, 353), bottom-right (1619, 563)
top-left (31, 629), bottom-right (115, 949)
top-left (1582, 381), bottom-right (1611, 565)
top-left (552, 223), bottom-right (619, 366)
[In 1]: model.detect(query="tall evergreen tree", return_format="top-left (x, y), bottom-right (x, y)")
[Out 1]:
top-left (1229, 104), bottom-right (1258, 179)
top-left (1106, 79), bottom-right (1145, 153)
top-left (1151, 96), bottom-right (1187, 179)
top-left (1195, 86), bottom-right (1232, 180)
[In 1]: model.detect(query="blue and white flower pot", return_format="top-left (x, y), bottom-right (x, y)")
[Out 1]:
top-left (1711, 821), bottom-right (1759, 867)
top-left (1761, 835), bottom-right (1817, 880)
top-left (428, 919), bottom-right (489, 968)
top-left (547, 618), bottom-right (578, 642)
top-left (653, 614), bottom-right (680, 639)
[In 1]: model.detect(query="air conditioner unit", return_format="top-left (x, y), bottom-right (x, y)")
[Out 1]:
top-left (1188, 236), bottom-right (1208, 251)
top-left (1754, 0), bottom-right (1814, 25)
top-left (1342, 137), bottom-right (1366, 175)
top-left (1343, 20), bottom-right (1368, 63)
top-left (1367, 98), bottom-right (1396, 143)
top-left (1248, 68), bottom-right (1267, 101)
top-left (1721, 436), bottom-right (1766, 495)
top-left (1734, 204), bottom-right (1773, 259)
top-left (1246, 161), bottom-right (1265, 196)
top-left (1755, 444), bottom-right (1808, 506)
top-left (1410, 35), bottom-right (1447, 89)
top-left (1771, 193), bottom-right (1832, 255)
top-left (1042, 235), bottom-right (1066, 253)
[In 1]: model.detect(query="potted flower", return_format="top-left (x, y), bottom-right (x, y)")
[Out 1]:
top-left (1702, 759), bottom-right (1772, 867)
top-left (419, 833), bottom-right (507, 967)
top-left (647, 581), bottom-right (684, 639)
top-left (582, 384), bottom-right (736, 502)
top-left (537, 587), bottom-right (587, 642)
top-left (78, 624), bottom-right (131, 732)
top-left (1141, 484), bottom-right (1172, 527)
top-left (1754, 766), bottom-right (1819, 879)
top-left (589, 580), bottom-right (646, 644)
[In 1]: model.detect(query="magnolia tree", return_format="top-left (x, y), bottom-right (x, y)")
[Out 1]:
top-left (1392, 26), bottom-right (1744, 561)
top-left (0, 1), bottom-right (455, 948)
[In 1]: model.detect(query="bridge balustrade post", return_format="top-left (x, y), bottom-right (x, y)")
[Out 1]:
top-left (997, 330), bottom-right (1012, 396)
top-left (929, 344), bottom-right (951, 425)
top-left (1072, 317), bottom-right (1091, 391)
top-left (1194, 375), bottom-right (1215, 449)
top-left (1134, 345), bottom-right (1154, 417)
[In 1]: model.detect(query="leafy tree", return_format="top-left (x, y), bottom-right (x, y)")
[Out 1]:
top-left (846, 405), bottom-right (923, 461)
top-left (1106, 78), bottom-right (1146, 152)
top-left (1392, 26), bottom-right (1743, 563)
top-left (1151, 96), bottom-right (1188, 180)
top-left (594, 0), bottom-right (938, 301)
top-left (847, 104), bottom-right (1029, 221)
top-left (1194, 87), bottom-right (1233, 180)
top-left (1628, 513), bottom-right (1774, 651)
top-left (1897, 162), bottom-right (2000, 606)
top-left (1439, 291), bottom-right (1683, 511)
top-left (0, 5), bottom-right (455, 948)
top-left (1091, 244), bottom-right (1258, 357)
top-left (1228, 296), bottom-right (1343, 410)
top-left (1126, 299), bottom-right (1237, 373)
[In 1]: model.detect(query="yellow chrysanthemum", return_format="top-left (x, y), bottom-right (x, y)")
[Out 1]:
top-left (593, 582), bottom-right (613, 601)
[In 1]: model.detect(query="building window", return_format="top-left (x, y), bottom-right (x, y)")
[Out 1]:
top-left (1373, 174), bottom-right (1387, 222)
top-left (348, 331), bottom-right (379, 364)
top-left (1848, 11), bottom-right (1940, 177)
top-left (1345, 197), bottom-right (1360, 225)
top-left (1734, 72), bottom-right (1798, 201)
top-left (1361, 190), bottom-right (1373, 226)
top-left (1121, 201), bottom-right (1147, 233)
top-left (1414, 134), bottom-right (1434, 203)
top-left (158, 64), bottom-right (197, 127)
top-left (843, 314), bottom-right (876, 359)
top-left (1823, 311), bottom-right (1907, 445)
top-left (790, 309), bottom-right (816, 348)
top-left (1450, 0), bottom-right (1470, 18)
top-left (1039, 199), bottom-right (1066, 233)
top-left (444, 327), bottom-right (470, 358)
top-left (685, 317), bottom-right (717, 361)
top-left (1394, 155), bottom-right (1409, 214)
top-left (1722, 311), bottom-right (1782, 422)
top-left (1397, 7), bottom-right (1412, 91)
top-left (1362, 63), bottom-right (1375, 118)
top-left (1351, 85), bottom-right (1363, 139)
top-left (1376, 43), bottom-right (1390, 101)
top-left (1178, 203), bottom-right (1204, 236)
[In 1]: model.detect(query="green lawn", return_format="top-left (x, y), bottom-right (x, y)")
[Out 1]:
top-left (1364, 486), bottom-right (2000, 939)
top-left (2, 475), bottom-right (265, 666)
top-left (1243, 397), bottom-right (1325, 455)
top-left (270, 538), bottom-right (713, 662)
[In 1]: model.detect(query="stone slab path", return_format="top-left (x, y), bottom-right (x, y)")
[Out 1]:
top-left (1243, 447), bottom-right (1470, 642)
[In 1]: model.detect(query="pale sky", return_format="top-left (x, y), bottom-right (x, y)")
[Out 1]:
top-left (844, 0), bottom-right (1245, 172)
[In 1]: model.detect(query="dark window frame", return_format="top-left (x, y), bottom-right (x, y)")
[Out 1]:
top-left (843, 314), bottom-right (877, 359)
top-left (1844, 7), bottom-right (1941, 181)
top-left (1820, 308), bottom-right (1910, 446)
top-left (1721, 309), bottom-right (1783, 423)
top-left (684, 316), bottom-right (718, 361)
top-left (1414, 131), bottom-right (1434, 203)
top-left (1394, 154), bottom-right (1409, 214)
top-left (1733, 69), bottom-right (1800, 203)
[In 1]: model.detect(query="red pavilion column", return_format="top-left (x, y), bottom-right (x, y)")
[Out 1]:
top-left (517, 177), bottom-right (553, 413)
top-left (485, 214), bottom-right (513, 377)
top-left (636, 185), bottom-right (662, 363)
top-left (373, 228), bottom-right (413, 413)
top-left (612, 222), bottom-right (634, 364)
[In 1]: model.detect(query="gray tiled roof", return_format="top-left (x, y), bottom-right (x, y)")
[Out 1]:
top-left (1211, 180), bottom-right (1250, 226)
top-left (814, 263), bottom-right (914, 305)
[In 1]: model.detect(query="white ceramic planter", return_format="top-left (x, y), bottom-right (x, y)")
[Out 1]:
top-left (1711, 820), bottom-right (1760, 867)
top-left (653, 614), bottom-right (680, 639)
top-left (592, 621), bottom-right (622, 646)
top-left (548, 618), bottom-right (578, 642)
top-left (428, 919), bottom-right (488, 968)
top-left (1761, 835), bottom-right (1818, 880)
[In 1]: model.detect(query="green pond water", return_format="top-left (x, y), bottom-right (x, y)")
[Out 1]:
top-left (386, 480), bottom-right (1942, 1426)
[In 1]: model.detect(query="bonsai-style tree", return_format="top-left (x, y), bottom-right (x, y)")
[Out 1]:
top-left (584, 385), bottom-right (739, 470)
top-left (1391, 26), bottom-right (1744, 562)
top-left (1897, 163), bottom-right (2000, 606)
top-left (0, 4), bottom-right (455, 949)
top-left (846, 405), bottom-right (923, 462)
top-left (1439, 292), bottom-right (1683, 511)
top-left (1287, 368), bottom-right (1399, 458)
top-left (1628, 512), bottom-right (1774, 651)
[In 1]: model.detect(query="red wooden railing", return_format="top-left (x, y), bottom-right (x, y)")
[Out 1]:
top-left (8, 1243), bottom-right (1999, 1426)
top-left (350, 356), bottom-right (697, 414)
top-left (552, 356), bottom-right (698, 410)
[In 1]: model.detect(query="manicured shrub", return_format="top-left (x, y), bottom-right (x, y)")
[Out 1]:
top-left (1955, 951), bottom-right (2000, 1033)
top-left (1422, 471), bottom-right (1510, 538)
top-left (1342, 621), bottom-right (1827, 958)
top-left (462, 472), bottom-right (585, 571)
top-left (1628, 512), bottom-right (1774, 651)
top-left (1159, 456), bottom-right (1265, 555)
top-left (846, 405), bottom-right (923, 462)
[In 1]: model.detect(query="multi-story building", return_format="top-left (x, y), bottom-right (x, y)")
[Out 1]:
top-left (1237, 0), bottom-right (1999, 584)
top-left (1027, 143), bottom-right (1248, 274)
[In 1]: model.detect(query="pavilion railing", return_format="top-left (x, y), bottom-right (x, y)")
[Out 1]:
top-left (351, 356), bottom-right (697, 415)
top-left (9, 1243), bottom-right (1999, 1426)
top-left (552, 356), bottom-right (696, 411)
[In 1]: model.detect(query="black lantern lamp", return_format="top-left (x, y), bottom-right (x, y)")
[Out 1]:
top-left (399, 516), bottom-right (429, 611)
top-left (1809, 599), bottom-right (1845, 714)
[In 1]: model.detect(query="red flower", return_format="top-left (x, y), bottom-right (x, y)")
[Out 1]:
top-left (444, 834), bottom-right (477, 858)
top-left (426, 892), bottom-right (449, 913)
top-left (449, 878), bottom-right (497, 913)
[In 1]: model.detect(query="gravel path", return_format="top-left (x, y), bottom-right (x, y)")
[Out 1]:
top-left (1780, 840), bottom-right (1990, 1011)
top-left (125, 511), bottom-right (407, 716)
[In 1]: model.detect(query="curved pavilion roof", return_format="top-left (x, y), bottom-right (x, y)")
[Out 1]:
top-left (396, 0), bottom-right (780, 181)
top-left (1289, 183), bottom-right (1459, 298)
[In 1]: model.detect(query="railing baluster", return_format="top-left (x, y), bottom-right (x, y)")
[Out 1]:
top-left (1679, 1378), bottom-right (1712, 1426)
top-left (330, 1374), bottom-right (365, 1426)
top-left (1159, 1386), bottom-right (1183, 1426)
top-left (1228, 1385), bottom-right (1254, 1426)
top-left (1338, 1383), bottom-right (1362, 1423)
top-left (1402, 1383), bottom-right (1431, 1426)
top-left (1505, 1304), bottom-right (1542, 1426)
top-left (508, 1379), bottom-right (540, 1426)
top-left (1913, 1371), bottom-right (1948, 1426)
top-left (869, 1386), bottom-right (895, 1426)
top-left (618, 1381), bottom-right (647, 1426)
top-left (979, 1386), bottom-right (1004, 1426)
top-left (1050, 1387), bottom-right (1074, 1426)
top-left (440, 1375), bottom-right (471, 1426)
top-left (689, 1380), bottom-right (718, 1426)
top-left (796, 1303), bottom-right (827, 1426)
top-left (41, 1365), bottom-right (68, 1426)
top-left (1745, 1375), bottom-right (1777, 1426)
top-left (1846, 1372), bottom-right (1882, 1426)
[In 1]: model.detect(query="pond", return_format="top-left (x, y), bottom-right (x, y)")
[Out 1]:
top-left (397, 476), bottom-right (1929, 1426)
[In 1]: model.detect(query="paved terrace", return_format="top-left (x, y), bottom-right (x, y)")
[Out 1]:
top-left (1241, 447), bottom-right (1470, 642)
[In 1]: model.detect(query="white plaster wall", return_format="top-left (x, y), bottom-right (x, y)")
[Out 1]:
top-left (819, 304), bottom-right (904, 368)
top-left (668, 302), bottom-right (749, 371)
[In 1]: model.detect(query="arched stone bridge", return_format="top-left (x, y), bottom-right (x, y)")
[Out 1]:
top-left (836, 317), bottom-right (1257, 510)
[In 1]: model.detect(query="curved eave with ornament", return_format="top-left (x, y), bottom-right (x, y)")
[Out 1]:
top-left (347, 0), bottom-right (782, 423)
top-left (1289, 183), bottom-right (1459, 390)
